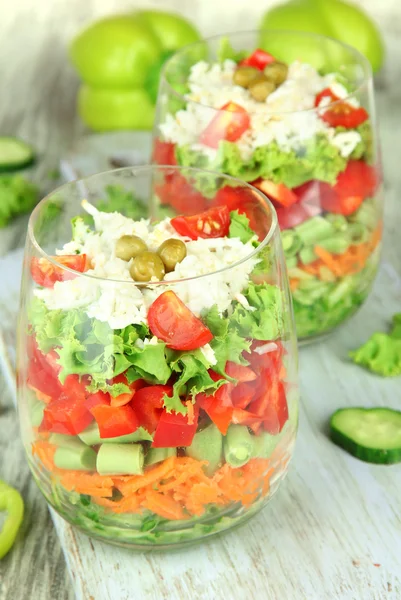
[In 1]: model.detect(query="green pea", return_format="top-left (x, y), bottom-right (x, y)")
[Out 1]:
top-left (129, 251), bottom-right (165, 282)
top-left (115, 235), bottom-right (147, 261)
top-left (157, 239), bottom-right (187, 272)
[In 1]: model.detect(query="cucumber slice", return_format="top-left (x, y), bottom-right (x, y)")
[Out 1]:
top-left (330, 407), bottom-right (401, 464)
top-left (0, 137), bottom-right (35, 172)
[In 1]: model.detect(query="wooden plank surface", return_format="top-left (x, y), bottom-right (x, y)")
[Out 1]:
top-left (0, 1), bottom-right (400, 599)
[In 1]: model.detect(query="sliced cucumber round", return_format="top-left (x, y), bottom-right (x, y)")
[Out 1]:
top-left (0, 136), bottom-right (35, 172)
top-left (330, 407), bottom-right (401, 464)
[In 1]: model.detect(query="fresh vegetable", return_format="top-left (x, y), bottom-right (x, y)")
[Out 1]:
top-left (224, 425), bottom-right (255, 467)
top-left (320, 102), bottom-right (369, 129)
top-left (96, 444), bottom-right (144, 476)
top-left (171, 206), bottom-right (230, 239)
top-left (0, 480), bottom-right (24, 559)
top-left (330, 407), bottom-right (401, 464)
top-left (152, 405), bottom-right (199, 448)
top-left (69, 11), bottom-right (200, 131)
top-left (199, 102), bottom-right (250, 149)
top-left (253, 179), bottom-right (297, 208)
top-left (349, 313), bottom-right (401, 377)
top-left (0, 137), bottom-right (35, 172)
top-left (0, 174), bottom-right (38, 228)
top-left (186, 424), bottom-right (223, 475)
top-left (238, 48), bottom-right (276, 70)
top-left (90, 404), bottom-right (139, 439)
top-left (30, 254), bottom-right (90, 288)
top-left (132, 385), bottom-right (172, 434)
top-left (148, 291), bottom-right (213, 351)
top-left (259, 0), bottom-right (385, 73)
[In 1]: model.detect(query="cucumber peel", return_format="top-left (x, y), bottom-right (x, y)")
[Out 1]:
top-left (330, 407), bottom-right (401, 464)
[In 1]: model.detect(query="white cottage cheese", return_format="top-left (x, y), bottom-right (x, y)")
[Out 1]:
top-left (36, 210), bottom-right (259, 329)
top-left (160, 59), bottom-right (361, 160)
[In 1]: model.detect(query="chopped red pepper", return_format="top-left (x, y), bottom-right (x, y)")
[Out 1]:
top-left (225, 361), bottom-right (257, 382)
top-left (231, 381), bottom-right (258, 410)
top-left (108, 374), bottom-right (145, 408)
top-left (39, 375), bottom-right (93, 435)
top-left (155, 172), bottom-right (208, 215)
top-left (171, 205), bottom-right (230, 239)
top-left (148, 291), bottom-right (213, 351)
top-left (152, 139), bottom-right (177, 166)
top-left (200, 102), bottom-right (250, 149)
top-left (84, 391), bottom-right (110, 411)
top-left (232, 408), bottom-right (261, 427)
top-left (239, 49), bottom-right (276, 70)
top-left (90, 404), bottom-right (139, 439)
top-left (250, 376), bottom-right (288, 435)
top-left (132, 385), bottom-right (173, 434)
top-left (253, 179), bottom-right (298, 208)
top-left (152, 404), bottom-right (199, 448)
top-left (321, 160), bottom-right (377, 216)
top-left (197, 391), bottom-right (233, 436)
top-left (213, 185), bottom-right (271, 241)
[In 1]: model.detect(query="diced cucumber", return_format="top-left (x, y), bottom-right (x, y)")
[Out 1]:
top-left (330, 407), bottom-right (401, 464)
top-left (0, 137), bottom-right (35, 172)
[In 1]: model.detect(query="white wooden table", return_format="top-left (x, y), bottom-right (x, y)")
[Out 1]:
top-left (0, 2), bottom-right (401, 599)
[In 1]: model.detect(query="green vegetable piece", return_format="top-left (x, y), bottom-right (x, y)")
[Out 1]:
top-left (350, 333), bottom-right (401, 377)
top-left (330, 408), bottom-right (401, 464)
top-left (259, 0), bottom-right (384, 73)
top-left (228, 210), bottom-right (256, 243)
top-left (349, 200), bottom-right (378, 230)
top-left (0, 136), bottom-right (35, 172)
top-left (130, 251), bottom-right (165, 282)
top-left (224, 425), bottom-right (255, 468)
top-left (391, 314), bottom-right (401, 340)
top-left (346, 222), bottom-right (370, 245)
top-left (78, 423), bottom-right (153, 446)
top-left (299, 247), bottom-right (318, 265)
top-left (327, 277), bottom-right (354, 307)
top-left (281, 230), bottom-right (303, 258)
top-left (28, 393), bottom-right (45, 427)
top-left (69, 11), bottom-right (200, 131)
top-left (96, 444), bottom-right (145, 476)
top-left (115, 235), bottom-right (148, 261)
top-left (54, 446), bottom-right (97, 472)
top-left (0, 480), bottom-right (24, 559)
top-left (294, 216), bottom-right (334, 246)
top-left (0, 174), bottom-right (38, 228)
top-left (145, 447), bottom-right (176, 467)
top-left (325, 214), bottom-right (348, 232)
top-left (252, 432), bottom-right (280, 459)
top-left (49, 433), bottom-right (86, 449)
top-left (317, 235), bottom-right (350, 255)
top-left (186, 424), bottom-right (223, 476)
top-left (157, 238), bottom-right (187, 272)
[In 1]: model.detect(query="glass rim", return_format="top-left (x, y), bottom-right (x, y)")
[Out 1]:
top-left (161, 29), bottom-right (373, 117)
top-left (28, 164), bottom-right (279, 286)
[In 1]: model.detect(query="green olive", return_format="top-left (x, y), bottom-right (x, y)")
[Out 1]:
top-left (248, 76), bottom-right (276, 102)
top-left (157, 239), bottom-right (187, 272)
top-left (115, 235), bottom-right (147, 261)
top-left (129, 251), bottom-right (165, 282)
top-left (233, 66), bottom-right (260, 88)
top-left (263, 61), bottom-right (288, 86)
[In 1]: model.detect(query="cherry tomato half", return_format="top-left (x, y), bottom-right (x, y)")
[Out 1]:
top-left (200, 102), bottom-right (250, 149)
top-left (171, 205), bottom-right (230, 239)
top-left (30, 254), bottom-right (89, 288)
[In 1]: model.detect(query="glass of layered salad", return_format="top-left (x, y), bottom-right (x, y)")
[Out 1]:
top-left (17, 165), bottom-right (298, 548)
top-left (153, 31), bottom-right (383, 341)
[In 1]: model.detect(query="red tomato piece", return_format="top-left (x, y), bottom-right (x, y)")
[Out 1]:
top-left (171, 205), bottom-right (230, 239)
top-left (253, 179), bottom-right (297, 208)
top-left (314, 87), bottom-right (340, 107)
top-left (148, 291), bottom-right (213, 351)
top-left (152, 404), bottom-right (199, 448)
top-left (90, 404), bottom-right (139, 439)
top-left (30, 254), bottom-right (90, 288)
top-left (321, 103), bottom-right (369, 129)
top-left (225, 361), bottom-right (257, 383)
top-left (321, 160), bottom-right (377, 216)
top-left (155, 172), bottom-right (209, 215)
top-left (197, 391), bottom-right (233, 435)
top-left (152, 139), bottom-right (176, 166)
top-left (40, 375), bottom-right (93, 435)
top-left (199, 102), bottom-right (250, 149)
top-left (238, 49), bottom-right (276, 70)
top-left (213, 185), bottom-right (271, 241)
top-left (132, 385), bottom-right (173, 434)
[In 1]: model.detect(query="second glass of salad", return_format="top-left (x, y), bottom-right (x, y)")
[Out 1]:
top-left (153, 31), bottom-right (383, 342)
top-left (17, 165), bottom-right (298, 548)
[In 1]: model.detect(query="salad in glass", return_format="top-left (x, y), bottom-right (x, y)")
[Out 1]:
top-left (17, 166), bottom-right (298, 548)
top-left (154, 31), bottom-right (383, 341)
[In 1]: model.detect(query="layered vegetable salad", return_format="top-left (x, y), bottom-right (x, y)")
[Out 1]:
top-left (155, 39), bottom-right (382, 339)
top-left (24, 197), bottom-right (297, 545)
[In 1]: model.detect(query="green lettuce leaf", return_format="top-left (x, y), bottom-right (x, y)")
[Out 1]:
top-left (217, 37), bottom-right (248, 63)
top-left (204, 305), bottom-right (250, 374)
top-left (230, 282), bottom-right (283, 341)
top-left (125, 342), bottom-right (172, 385)
top-left (0, 174), bottom-right (38, 228)
top-left (228, 210), bottom-right (255, 243)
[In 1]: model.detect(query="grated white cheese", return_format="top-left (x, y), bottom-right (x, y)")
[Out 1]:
top-left (160, 59), bottom-right (362, 160)
top-left (200, 343), bottom-right (217, 365)
top-left (36, 211), bottom-right (259, 329)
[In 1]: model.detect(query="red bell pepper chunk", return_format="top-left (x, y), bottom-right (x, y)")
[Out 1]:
top-left (152, 139), bottom-right (176, 166)
top-left (132, 385), bottom-right (173, 434)
top-left (171, 205), bottom-right (230, 240)
top-left (253, 179), bottom-right (297, 208)
top-left (27, 340), bottom-right (63, 400)
top-left (84, 391), bottom-right (110, 411)
top-left (232, 408), bottom-right (261, 427)
top-left (30, 254), bottom-right (90, 288)
top-left (225, 361), bottom-right (257, 382)
top-left (239, 49), bottom-right (276, 70)
top-left (199, 102), bottom-right (250, 149)
top-left (321, 160), bottom-right (377, 216)
top-left (39, 375), bottom-right (93, 435)
top-left (155, 172), bottom-right (209, 215)
top-left (152, 404), bottom-right (199, 448)
top-left (197, 392), bottom-right (233, 436)
top-left (243, 340), bottom-right (284, 374)
top-left (90, 404), bottom-right (139, 439)
top-left (250, 376), bottom-right (288, 435)
top-left (148, 291), bottom-right (213, 351)
top-left (231, 381), bottom-right (258, 410)
top-left (108, 374), bottom-right (145, 408)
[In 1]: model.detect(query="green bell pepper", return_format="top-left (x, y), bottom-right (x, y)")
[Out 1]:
top-left (69, 10), bottom-right (200, 131)
top-left (260, 0), bottom-right (384, 73)
top-left (0, 480), bottom-right (24, 559)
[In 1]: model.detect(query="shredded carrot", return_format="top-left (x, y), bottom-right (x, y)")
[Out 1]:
top-left (114, 456), bottom-right (177, 496)
top-left (32, 441), bottom-right (56, 471)
top-left (290, 278), bottom-right (300, 291)
top-left (186, 401), bottom-right (195, 425)
top-left (314, 246), bottom-right (343, 277)
top-left (141, 490), bottom-right (187, 520)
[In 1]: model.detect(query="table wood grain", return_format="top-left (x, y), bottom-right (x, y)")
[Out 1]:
top-left (0, 1), bottom-right (400, 599)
